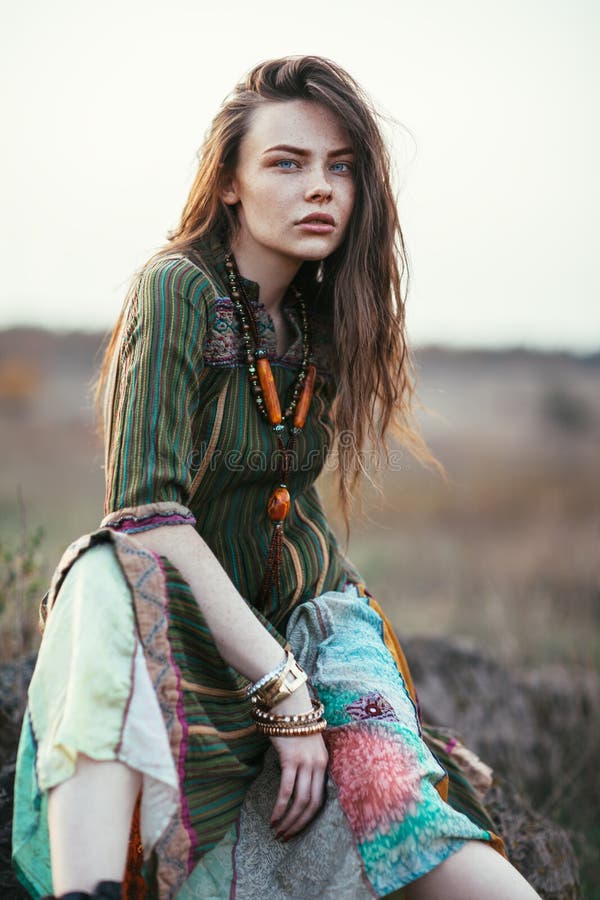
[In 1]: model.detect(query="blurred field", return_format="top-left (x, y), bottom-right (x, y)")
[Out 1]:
top-left (1, 328), bottom-right (598, 676)
top-left (326, 347), bottom-right (600, 673)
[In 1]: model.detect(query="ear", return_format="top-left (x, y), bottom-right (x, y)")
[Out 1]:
top-left (219, 169), bottom-right (240, 207)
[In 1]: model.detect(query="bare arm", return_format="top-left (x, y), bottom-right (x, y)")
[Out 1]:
top-left (134, 523), bottom-right (328, 839)
top-left (132, 523), bottom-right (312, 715)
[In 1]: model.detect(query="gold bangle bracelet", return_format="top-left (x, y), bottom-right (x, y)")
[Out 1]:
top-left (250, 698), bottom-right (325, 725)
top-left (254, 718), bottom-right (327, 737)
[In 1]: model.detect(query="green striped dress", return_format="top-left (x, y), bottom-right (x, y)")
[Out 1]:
top-left (11, 232), bottom-right (508, 900)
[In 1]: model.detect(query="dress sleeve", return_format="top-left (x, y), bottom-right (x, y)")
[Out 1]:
top-left (100, 255), bottom-right (210, 534)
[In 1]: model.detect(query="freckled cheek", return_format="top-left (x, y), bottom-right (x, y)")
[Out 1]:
top-left (266, 191), bottom-right (297, 224)
top-left (250, 180), bottom-right (296, 218)
top-left (242, 197), bottom-right (276, 230)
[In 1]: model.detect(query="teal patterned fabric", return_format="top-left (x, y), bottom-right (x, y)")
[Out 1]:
top-left (287, 585), bottom-right (497, 895)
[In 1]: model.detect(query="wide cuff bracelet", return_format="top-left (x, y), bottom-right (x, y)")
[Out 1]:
top-left (252, 654), bottom-right (308, 709)
top-left (246, 649), bottom-right (289, 699)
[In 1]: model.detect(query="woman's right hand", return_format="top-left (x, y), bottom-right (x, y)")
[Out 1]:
top-left (266, 687), bottom-right (329, 841)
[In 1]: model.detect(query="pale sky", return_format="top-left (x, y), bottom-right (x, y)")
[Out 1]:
top-left (1, 0), bottom-right (598, 352)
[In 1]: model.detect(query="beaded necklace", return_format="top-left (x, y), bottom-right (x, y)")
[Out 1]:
top-left (224, 252), bottom-right (317, 610)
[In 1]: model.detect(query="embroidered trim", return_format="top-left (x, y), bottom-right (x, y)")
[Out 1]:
top-left (345, 691), bottom-right (399, 723)
top-left (203, 296), bottom-right (335, 377)
top-left (100, 501), bottom-right (197, 534)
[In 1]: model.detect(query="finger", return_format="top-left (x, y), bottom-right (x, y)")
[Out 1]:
top-left (281, 767), bottom-right (326, 838)
top-left (274, 766), bottom-right (312, 836)
top-left (271, 764), bottom-right (297, 826)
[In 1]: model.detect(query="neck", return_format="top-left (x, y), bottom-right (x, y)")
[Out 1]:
top-left (229, 230), bottom-right (301, 315)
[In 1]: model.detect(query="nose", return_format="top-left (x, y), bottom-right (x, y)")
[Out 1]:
top-left (305, 172), bottom-right (333, 202)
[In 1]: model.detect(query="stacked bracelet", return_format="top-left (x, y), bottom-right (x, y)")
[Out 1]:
top-left (246, 650), bottom-right (327, 737)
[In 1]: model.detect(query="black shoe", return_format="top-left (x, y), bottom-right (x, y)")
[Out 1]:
top-left (43, 880), bottom-right (122, 899)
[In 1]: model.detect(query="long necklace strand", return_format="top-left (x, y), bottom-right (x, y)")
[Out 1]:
top-left (224, 253), bottom-right (317, 611)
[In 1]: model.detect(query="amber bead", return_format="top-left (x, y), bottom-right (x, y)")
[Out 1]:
top-left (293, 364), bottom-right (317, 428)
top-left (256, 358), bottom-right (282, 425)
top-left (267, 486), bottom-right (290, 522)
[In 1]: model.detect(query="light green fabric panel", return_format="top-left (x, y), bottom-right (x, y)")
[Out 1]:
top-left (29, 543), bottom-right (136, 789)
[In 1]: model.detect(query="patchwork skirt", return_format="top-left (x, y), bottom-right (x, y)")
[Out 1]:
top-left (12, 527), bottom-right (507, 899)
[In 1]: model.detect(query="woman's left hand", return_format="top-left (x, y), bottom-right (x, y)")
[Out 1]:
top-left (268, 730), bottom-right (329, 841)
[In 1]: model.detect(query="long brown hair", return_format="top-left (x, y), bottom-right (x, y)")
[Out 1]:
top-left (92, 54), bottom-right (446, 543)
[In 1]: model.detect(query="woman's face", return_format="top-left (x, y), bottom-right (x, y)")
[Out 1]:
top-left (221, 99), bottom-right (356, 266)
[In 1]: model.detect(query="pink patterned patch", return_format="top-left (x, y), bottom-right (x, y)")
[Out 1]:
top-left (325, 724), bottom-right (423, 842)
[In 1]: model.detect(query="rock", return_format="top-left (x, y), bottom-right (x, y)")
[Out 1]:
top-left (0, 655), bottom-right (34, 765)
top-left (0, 764), bottom-right (28, 899)
top-left (403, 636), bottom-right (600, 805)
top-left (404, 636), bottom-right (593, 898)
top-left (484, 776), bottom-right (580, 900)
top-left (0, 655), bottom-right (35, 899)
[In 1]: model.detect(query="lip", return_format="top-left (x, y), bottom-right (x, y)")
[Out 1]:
top-left (296, 213), bottom-right (336, 234)
top-left (298, 213), bottom-right (335, 225)
top-left (297, 213), bottom-right (335, 225)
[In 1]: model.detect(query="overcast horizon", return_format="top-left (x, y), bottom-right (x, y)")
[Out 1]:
top-left (2, 0), bottom-right (598, 353)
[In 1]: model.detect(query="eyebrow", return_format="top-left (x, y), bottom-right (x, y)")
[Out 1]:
top-left (262, 144), bottom-right (354, 157)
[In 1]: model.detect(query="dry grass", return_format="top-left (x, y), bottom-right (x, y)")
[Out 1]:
top-left (0, 335), bottom-right (598, 679)
top-left (323, 458), bottom-right (599, 671)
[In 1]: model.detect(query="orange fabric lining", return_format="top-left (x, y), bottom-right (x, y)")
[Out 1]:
top-left (123, 788), bottom-right (146, 899)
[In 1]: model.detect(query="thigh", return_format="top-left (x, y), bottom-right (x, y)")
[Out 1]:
top-left (403, 839), bottom-right (540, 900)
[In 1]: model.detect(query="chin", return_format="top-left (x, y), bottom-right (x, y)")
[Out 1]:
top-left (291, 238), bottom-right (339, 261)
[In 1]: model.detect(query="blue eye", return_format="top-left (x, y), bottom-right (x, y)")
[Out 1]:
top-left (331, 162), bottom-right (352, 173)
top-left (276, 159), bottom-right (298, 169)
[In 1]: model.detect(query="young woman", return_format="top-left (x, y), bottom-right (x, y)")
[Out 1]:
top-left (12, 56), bottom-right (541, 899)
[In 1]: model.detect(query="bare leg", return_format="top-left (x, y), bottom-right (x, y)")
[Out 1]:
top-left (400, 839), bottom-right (541, 900)
top-left (47, 752), bottom-right (141, 896)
